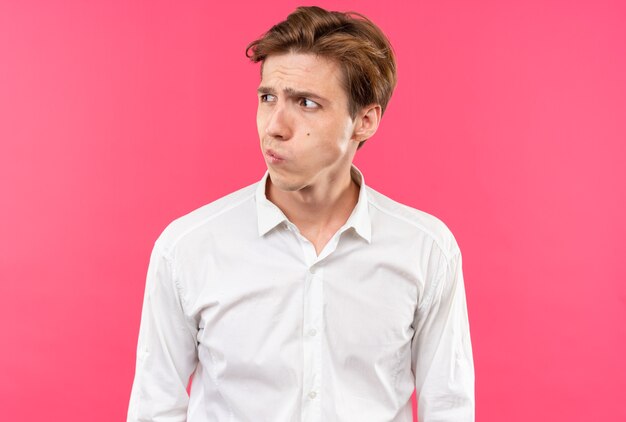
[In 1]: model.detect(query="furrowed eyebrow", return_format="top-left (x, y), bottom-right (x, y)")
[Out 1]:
top-left (257, 86), bottom-right (327, 103)
top-left (257, 86), bottom-right (276, 95)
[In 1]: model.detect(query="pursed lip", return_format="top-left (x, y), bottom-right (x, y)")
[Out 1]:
top-left (265, 148), bottom-right (286, 161)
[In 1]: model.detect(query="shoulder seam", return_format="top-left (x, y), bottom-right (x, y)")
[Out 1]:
top-left (159, 188), bottom-right (257, 255)
top-left (367, 196), bottom-right (458, 262)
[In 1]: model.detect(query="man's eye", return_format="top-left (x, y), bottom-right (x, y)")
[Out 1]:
top-left (260, 94), bottom-right (276, 102)
top-left (300, 98), bottom-right (319, 109)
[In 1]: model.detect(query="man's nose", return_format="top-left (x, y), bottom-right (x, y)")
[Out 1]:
top-left (265, 102), bottom-right (293, 140)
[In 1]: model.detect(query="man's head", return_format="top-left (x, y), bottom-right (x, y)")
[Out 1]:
top-left (247, 6), bottom-right (397, 150)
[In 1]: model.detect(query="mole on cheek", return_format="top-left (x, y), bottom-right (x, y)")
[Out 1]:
top-left (307, 133), bottom-right (310, 136)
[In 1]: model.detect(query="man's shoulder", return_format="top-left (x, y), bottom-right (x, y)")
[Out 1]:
top-left (155, 181), bottom-right (258, 253)
top-left (366, 186), bottom-right (460, 258)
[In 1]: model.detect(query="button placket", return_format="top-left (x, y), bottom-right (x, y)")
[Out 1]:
top-left (301, 265), bottom-right (324, 422)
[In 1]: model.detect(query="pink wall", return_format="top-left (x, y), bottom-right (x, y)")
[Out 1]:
top-left (1, 0), bottom-right (625, 420)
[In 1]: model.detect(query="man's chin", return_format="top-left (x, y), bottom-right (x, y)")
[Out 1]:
top-left (267, 170), bottom-right (304, 193)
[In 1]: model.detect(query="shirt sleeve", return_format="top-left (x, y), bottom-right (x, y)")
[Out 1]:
top-left (127, 241), bottom-right (199, 422)
top-left (411, 250), bottom-right (475, 422)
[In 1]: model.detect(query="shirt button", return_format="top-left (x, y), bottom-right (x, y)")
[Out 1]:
top-left (308, 328), bottom-right (317, 336)
top-left (308, 391), bottom-right (317, 399)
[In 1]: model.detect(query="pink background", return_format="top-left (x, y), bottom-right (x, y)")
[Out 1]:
top-left (1, 0), bottom-right (625, 420)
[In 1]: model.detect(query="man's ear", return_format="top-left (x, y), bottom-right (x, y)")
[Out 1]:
top-left (352, 104), bottom-right (382, 143)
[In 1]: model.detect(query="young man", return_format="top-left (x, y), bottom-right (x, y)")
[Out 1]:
top-left (128, 6), bottom-right (474, 422)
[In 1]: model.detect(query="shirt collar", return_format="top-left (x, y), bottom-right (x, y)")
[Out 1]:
top-left (255, 165), bottom-right (371, 243)
top-left (255, 172), bottom-right (289, 237)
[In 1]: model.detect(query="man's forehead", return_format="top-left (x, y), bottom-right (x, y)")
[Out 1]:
top-left (260, 53), bottom-right (342, 84)
top-left (260, 53), bottom-right (343, 93)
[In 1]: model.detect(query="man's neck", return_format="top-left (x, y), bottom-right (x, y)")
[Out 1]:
top-left (266, 168), bottom-right (360, 255)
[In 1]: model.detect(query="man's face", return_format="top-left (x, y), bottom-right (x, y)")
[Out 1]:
top-left (257, 52), bottom-right (359, 193)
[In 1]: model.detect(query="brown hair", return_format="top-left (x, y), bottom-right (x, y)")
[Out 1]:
top-left (246, 6), bottom-right (397, 148)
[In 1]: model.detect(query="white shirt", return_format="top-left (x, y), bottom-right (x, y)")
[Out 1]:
top-left (127, 166), bottom-right (474, 422)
